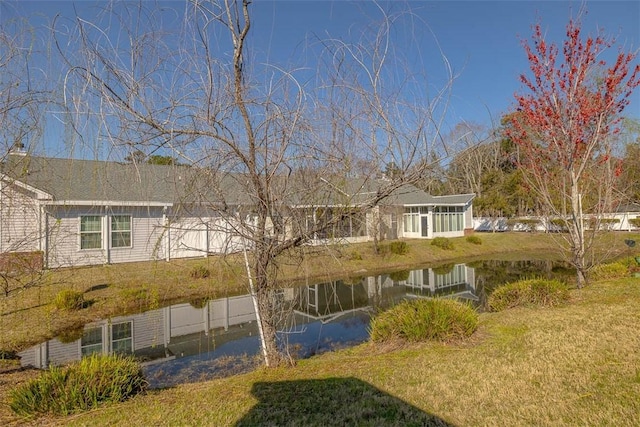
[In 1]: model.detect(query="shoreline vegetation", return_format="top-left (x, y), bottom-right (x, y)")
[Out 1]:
top-left (2, 232), bottom-right (579, 355)
top-left (2, 232), bottom-right (640, 425)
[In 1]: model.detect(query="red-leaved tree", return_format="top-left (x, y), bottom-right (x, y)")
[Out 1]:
top-left (507, 16), bottom-right (640, 287)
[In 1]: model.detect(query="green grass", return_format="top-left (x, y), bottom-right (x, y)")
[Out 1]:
top-left (2, 277), bottom-right (637, 426)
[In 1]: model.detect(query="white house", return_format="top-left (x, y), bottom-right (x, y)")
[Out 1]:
top-left (0, 153), bottom-right (474, 269)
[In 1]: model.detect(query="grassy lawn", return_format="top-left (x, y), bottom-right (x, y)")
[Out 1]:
top-left (3, 275), bottom-right (639, 426)
top-left (2, 232), bottom-right (640, 425)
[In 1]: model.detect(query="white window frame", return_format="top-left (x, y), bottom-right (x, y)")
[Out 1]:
top-left (79, 215), bottom-right (102, 250)
top-left (433, 206), bottom-right (464, 233)
top-left (403, 207), bottom-right (420, 233)
top-left (110, 321), bottom-right (133, 354)
top-left (111, 215), bottom-right (132, 248)
top-left (80, 326), bottom-right (104, 356)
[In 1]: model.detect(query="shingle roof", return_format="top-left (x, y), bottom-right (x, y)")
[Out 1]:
top-left (2, 155), bottom-right (256, 206)
top-left (616, 202), bottom-right (640, 213)
top-left (2, 154), bottom-right (474, 208)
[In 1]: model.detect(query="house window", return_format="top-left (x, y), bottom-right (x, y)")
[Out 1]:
top-left (111, 215), bottom-right (132, 248)
top-left (80, 215), bottom-right (102, 249)
top-left (433, 206), bottom-right (464, 233)
top-left (80, 327), bottom-right (103, 356)
top-left (111, 322), bottom-right (133, 354)
top-left (403, 207), bottom-right (420, 233)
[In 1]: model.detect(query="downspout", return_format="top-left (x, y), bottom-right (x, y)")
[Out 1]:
top-left (428, 206), bottom-right (434, 239)
top-left (44, 209), bottom-right (49, 269)
top-left (204, 220), bottom-right (209, 258)
top-left (163, 206), bottom-right (170, 261)
top-left (104, 207), bottom-right (111, 264)
top-left (37, 202), bottom-right (46, 253)
top-left (38, 202), bottom-right (48, 269)
top-left (0, 180), bottom-right (3, 252)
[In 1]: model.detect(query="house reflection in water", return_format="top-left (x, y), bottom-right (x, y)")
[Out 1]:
top-left (19, 263), bottom-right (477, 385)
top-left (402, 264), bottom-right (478, 301)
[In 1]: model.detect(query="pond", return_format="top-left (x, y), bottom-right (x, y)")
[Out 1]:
top-left (18, 258), bottom-right (573, 388)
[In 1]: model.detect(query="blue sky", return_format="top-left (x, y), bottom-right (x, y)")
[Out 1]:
top-left (2, 0), bottom-right (639, 156)
top-left (248, 0), bottom-right (640, 127)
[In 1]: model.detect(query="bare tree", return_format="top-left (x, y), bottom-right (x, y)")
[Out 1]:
top-left (0, 15), bottom-right (51, 297)
top-left (59, 0), bottom-right (455, 366)
top-left (444, 122), bottom-right (497, 196)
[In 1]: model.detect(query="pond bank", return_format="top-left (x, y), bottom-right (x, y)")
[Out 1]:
top-left (1, 232), bottom-right (638, 355)
top-left (4, 273), bottom-right (640, 426)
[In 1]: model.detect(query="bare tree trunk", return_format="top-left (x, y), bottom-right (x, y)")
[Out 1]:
top-left (570, 174), bottom-right (587, 288)
top-left (62, 0), bottom-right (458, 367)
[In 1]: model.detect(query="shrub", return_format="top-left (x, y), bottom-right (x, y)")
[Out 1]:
top-left (587, 218), bottom-right (619, 230)
top-left (431, 237), bottom-right (454, 250)
top-left (120, 288), bottom-right (148, 305)
top-left (388, 241), bottom-right (409, 255)
top-left (466, 235), bottom-right (482, 245)
top-left (344, 276), bottom-right (364, 285)
top-left (190, 265), bottom-right (211, 279)
top-left (488, 278), bottom-right (569, 312)
top-left (629, 218), bottom-right (640, 228)
top-left (348, 250), bottom-right (363, 261)
top-left (10, 354), bottom-right (147, 416)
top-left (378, 241), bottom-right (409, 256)
top-left (54, 289), bottom-right (85, 311)
top-left (369, 298), bottom-right (478, 343)
top-left (589, 262), bottom-right (629, 281)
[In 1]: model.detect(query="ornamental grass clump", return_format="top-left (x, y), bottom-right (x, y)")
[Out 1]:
top-left (53, 289), bottom-right (85, 311)
top-left (10, 353), bottom-right (147, 416)
top-left (488, 278), bottom-right (569, 312)
top-left (589, 261), bottom-right (630, 281)
top-left (369, 299), bottom-right (478, 343)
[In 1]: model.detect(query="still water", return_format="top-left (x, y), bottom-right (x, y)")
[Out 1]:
top-left (18, 259), bottom-right (572, 388)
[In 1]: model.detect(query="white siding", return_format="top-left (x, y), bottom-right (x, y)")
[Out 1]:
top-left (45, 206), bottom-right (166, 268)
top-left (0, 184), bottom-right (40, 253)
